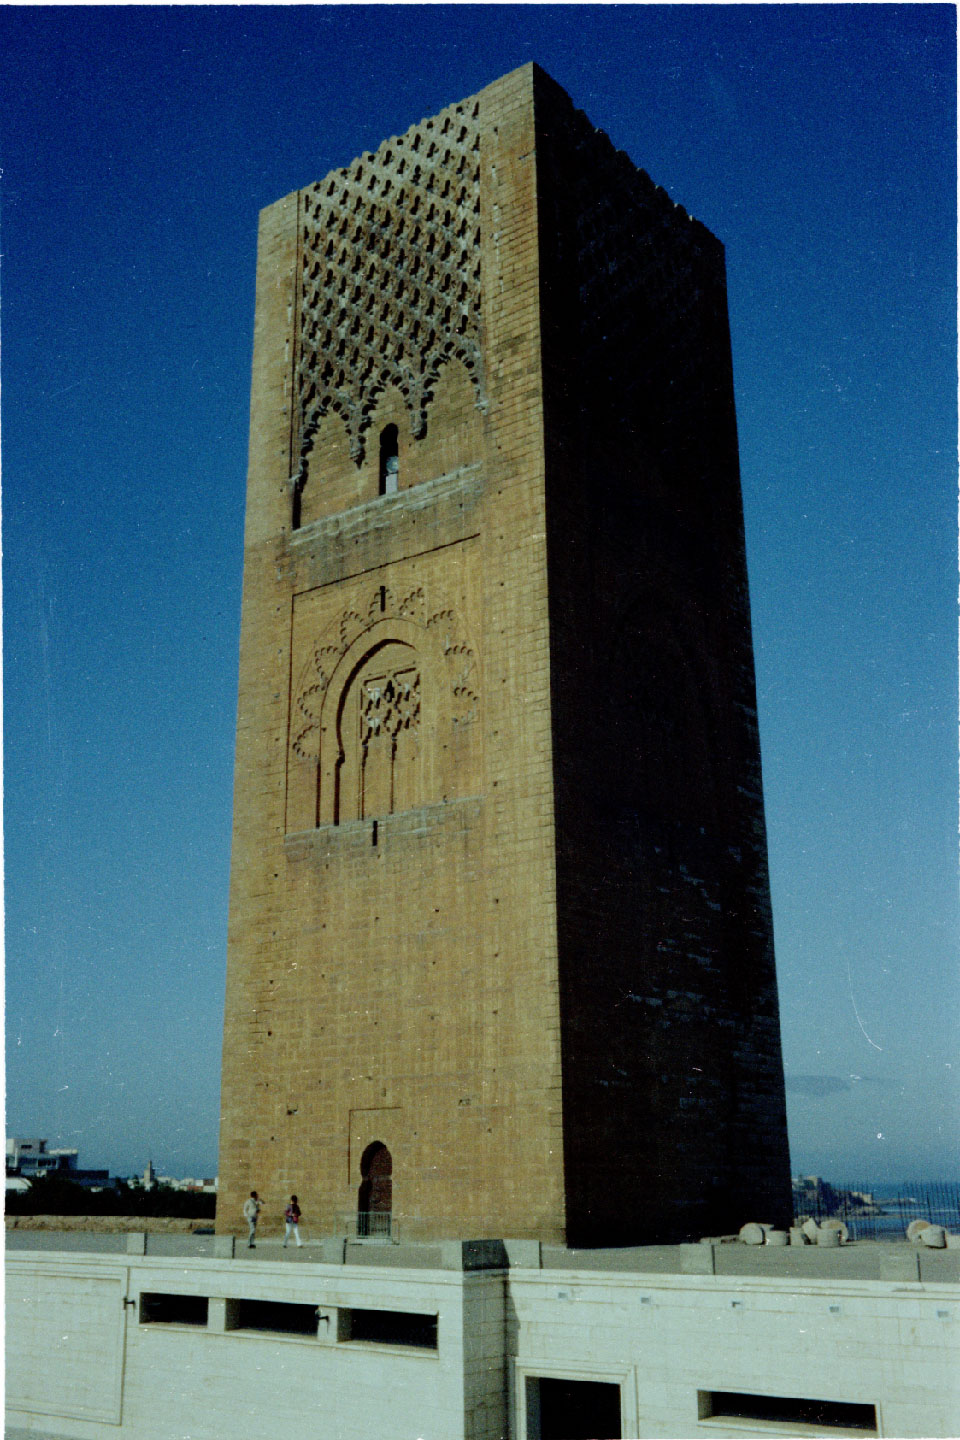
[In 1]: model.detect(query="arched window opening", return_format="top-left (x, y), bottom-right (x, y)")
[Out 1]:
top-left (357, 1141), bottom-right (392, 1239)
top-left (329, 639), bottom-right (421, 826)
top-left (378, 424), bottom-right (399, 495)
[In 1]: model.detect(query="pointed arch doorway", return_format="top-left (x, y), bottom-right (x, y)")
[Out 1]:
top-left (357, 1141), bottom-right (392, 1239)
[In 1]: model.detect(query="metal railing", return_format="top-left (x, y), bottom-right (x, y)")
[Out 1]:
top-left (335, 1211), bottom-right (396, 1243)
top-left (791, 1180), bottom-right (960, 1243)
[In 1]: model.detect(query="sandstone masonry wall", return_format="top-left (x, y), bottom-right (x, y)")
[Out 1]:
top-left (219, 66), bottom-right (567, 1242)
top-left (532, 67), bottom-right (791, 1242)
top-left (218, 63), bottom-right (791, 1248)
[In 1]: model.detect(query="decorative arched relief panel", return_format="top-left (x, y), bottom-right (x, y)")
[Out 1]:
top-left (297, 409), bottom-right (355, 525)
top-left (288, 583), bottom-right (479, 830)
top-left (416, 354), bottom-right (484, 480)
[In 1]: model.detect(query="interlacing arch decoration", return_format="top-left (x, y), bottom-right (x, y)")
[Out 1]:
top-left (296, 98), bottom-right (486, 473)
top-left (291, 585), bottom-right (478, 825)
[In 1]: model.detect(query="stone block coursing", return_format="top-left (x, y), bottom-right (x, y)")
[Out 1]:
top-left (218, 63), bottom-right (791, 1247)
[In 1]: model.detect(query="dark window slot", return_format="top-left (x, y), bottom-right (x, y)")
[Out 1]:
top-left (139, 1292), bottom-right (208, 1327)
top-left (699, 1391), bottom-right (877, 1432)
top-left (229, 1299), bottom-right (319, 1336)
top-left (338, 1306), bottom-right (437, 1349)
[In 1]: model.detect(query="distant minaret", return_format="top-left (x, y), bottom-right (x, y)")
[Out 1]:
top-left (143, 1160), bottom-right (155, 1191)
top-left (218, 63), bottom-right (792, 1246)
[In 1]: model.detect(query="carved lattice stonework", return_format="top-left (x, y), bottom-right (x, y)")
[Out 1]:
top-left (291, 585), bottom-right (478, 765)
top-left (358, 665), bottom-right (421, 820)
top-left (361, 667), bottom-right (421, 745)
top-left (297, 99), bottom-right (484, 468)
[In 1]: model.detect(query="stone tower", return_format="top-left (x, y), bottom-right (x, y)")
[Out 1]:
top-left (217, 64), bottom-right (792, 1247)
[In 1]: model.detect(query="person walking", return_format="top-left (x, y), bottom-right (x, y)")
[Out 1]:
top-left (243, 1190), bottom-right (262, 1248)
top-left (283, 1195), bottom-right (303, 1248)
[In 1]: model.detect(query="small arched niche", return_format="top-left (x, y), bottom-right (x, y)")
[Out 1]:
top-left (357, 1141), bottom-right (392, 1239)
top-left (363, 385), bottom-right (409, 498)
top-left (378, 424), bottom-right (399, 495)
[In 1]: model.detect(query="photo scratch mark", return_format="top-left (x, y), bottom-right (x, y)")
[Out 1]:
top-left (846, 957), bottom-right (883, 1051)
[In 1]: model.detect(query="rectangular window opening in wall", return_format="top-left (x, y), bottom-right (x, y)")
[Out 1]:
top-left (139, 1292), bottom-right (209, 1327)
top-left (527, 1377), bottom-right (622, 1440)
top-left (337, 1306), bottom-right (438, 1349)
top-left (227, 1298), bottom-right (320, 1336)
top-left (698, 1391), bottom-right (878, 1434)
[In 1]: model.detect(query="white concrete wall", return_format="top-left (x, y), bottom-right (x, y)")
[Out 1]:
top-left (6, 1254), bottom-right (476, 1440)
top-left (508, 1268), bottom-right (960, 1439)
top-left (6, 1249), bottom-right (959, 1440)
top-left (6, 1263), bottom-right (126, 1426)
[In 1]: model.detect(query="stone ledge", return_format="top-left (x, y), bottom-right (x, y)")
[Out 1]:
top-left (289, 464), bottom-right (484, 592)
top-left (284, 795), bottom-right (484, 859)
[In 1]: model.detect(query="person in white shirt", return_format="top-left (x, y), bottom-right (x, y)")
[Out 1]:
top-left (242, 1190), bottom-right (262, 1248)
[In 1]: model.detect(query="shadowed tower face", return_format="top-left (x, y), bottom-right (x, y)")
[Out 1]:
top-left (217, 63), bottom-right (792, 1246)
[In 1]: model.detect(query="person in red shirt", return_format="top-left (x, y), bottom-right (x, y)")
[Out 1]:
top-left (283, 1195), bottom-right (303, 1248)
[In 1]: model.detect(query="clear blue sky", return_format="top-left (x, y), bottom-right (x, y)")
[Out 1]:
top-left (2, 5), bottom-right (955, 1184)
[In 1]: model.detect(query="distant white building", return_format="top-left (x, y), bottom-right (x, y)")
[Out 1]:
top-left (6, 1138), bottom-right (79, 1178)
top-left (6, 1137), bottom-right (111, 1188)
top-left (140, 1164), bottom-right (217, 1193)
